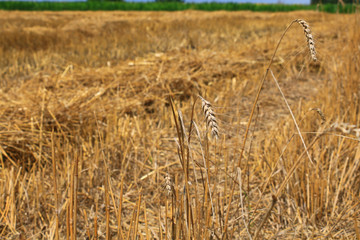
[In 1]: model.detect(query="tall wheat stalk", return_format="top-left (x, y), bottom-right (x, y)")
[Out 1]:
top-left (223, 18), bottom-right (318, 236)
top-left (51, 131), bottom-right (59, 240)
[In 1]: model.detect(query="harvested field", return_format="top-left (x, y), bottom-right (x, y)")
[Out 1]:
top-left (0, 10), bottom-right (359, 239)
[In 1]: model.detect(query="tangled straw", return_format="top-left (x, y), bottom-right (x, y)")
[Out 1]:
top-left (199, 96), bottom-right (219, 139)
top-left (296, 19), bottom-right (317, 62)
top-left (331, 122), bottom-right (360, 139)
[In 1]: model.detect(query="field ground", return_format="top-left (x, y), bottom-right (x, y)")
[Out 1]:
top-left (0, 10), bottom-right (360, 239)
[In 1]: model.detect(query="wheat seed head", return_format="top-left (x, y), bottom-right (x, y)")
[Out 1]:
top-left (311, 108), bottom-right (326, 124)
top-left (164, 173), bottom-right (172, 196)
top-left (296, 19), bottom-right (317, 62)
top-left (199, 95), bottom-right (219, 139)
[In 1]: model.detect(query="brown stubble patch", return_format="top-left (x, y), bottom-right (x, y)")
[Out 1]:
top-left (0, 10), bottom-right (359, 239)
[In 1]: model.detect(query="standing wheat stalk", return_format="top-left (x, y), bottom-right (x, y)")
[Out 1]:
top-left (51, 131), bottom-right (59, 240)
top-left (223, 18), bottom-right (318, 235)
top-left (199, 96), bottom-right (219, 139)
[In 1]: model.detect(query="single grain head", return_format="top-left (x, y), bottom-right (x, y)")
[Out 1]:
top-left (199, 96), bottom-right (219, 139)
top-left (164, 173), bottom-right (173, 196)
top-left (311, 108), bottom-right (326, 124)
top-left (296, 19), bottom-right (317, 62)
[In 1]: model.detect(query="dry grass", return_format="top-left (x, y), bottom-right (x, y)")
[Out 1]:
top-left (0, 10), bottom-right (359, 239)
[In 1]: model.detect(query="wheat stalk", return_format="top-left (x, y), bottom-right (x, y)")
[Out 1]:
top-left (223, 19), bottom-right (318, 234)
top-left (296, 19), bottom-right (317, 62)
top-left (198, 96), bottom-right (219, 139)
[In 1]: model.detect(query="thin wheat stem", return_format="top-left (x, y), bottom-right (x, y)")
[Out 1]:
top-left (193, 122), bottom-right (216, 222)
top-left (223, 19), bottom-right (298, 236)
top-left (253, 195), bottom-right (277, 240)
top-left (237, 168), bottom-right (252, 240)
top-left (269, 69), bottom-right (313, 164)
top-left (51, 131), bottom-right (59, 240)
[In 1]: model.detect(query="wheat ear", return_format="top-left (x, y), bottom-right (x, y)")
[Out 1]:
top-left (199, 96), bottom-right (219, 139)
top-left (311, 108), bottom-right (326, 124)
top-left (296, 19), bottom-right (317, 62)
top-left (164, 173), bottom-right (173, 196)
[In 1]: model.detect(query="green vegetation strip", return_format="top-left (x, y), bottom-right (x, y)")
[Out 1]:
top-left (0, 1), bottom-right (356, 13)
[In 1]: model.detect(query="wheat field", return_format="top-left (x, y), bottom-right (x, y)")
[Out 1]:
top-left (0, 10), bottom-right (360, 239)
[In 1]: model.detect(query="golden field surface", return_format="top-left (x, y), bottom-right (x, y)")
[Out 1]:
top-left (0, 10), bottom-right (360, 239)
